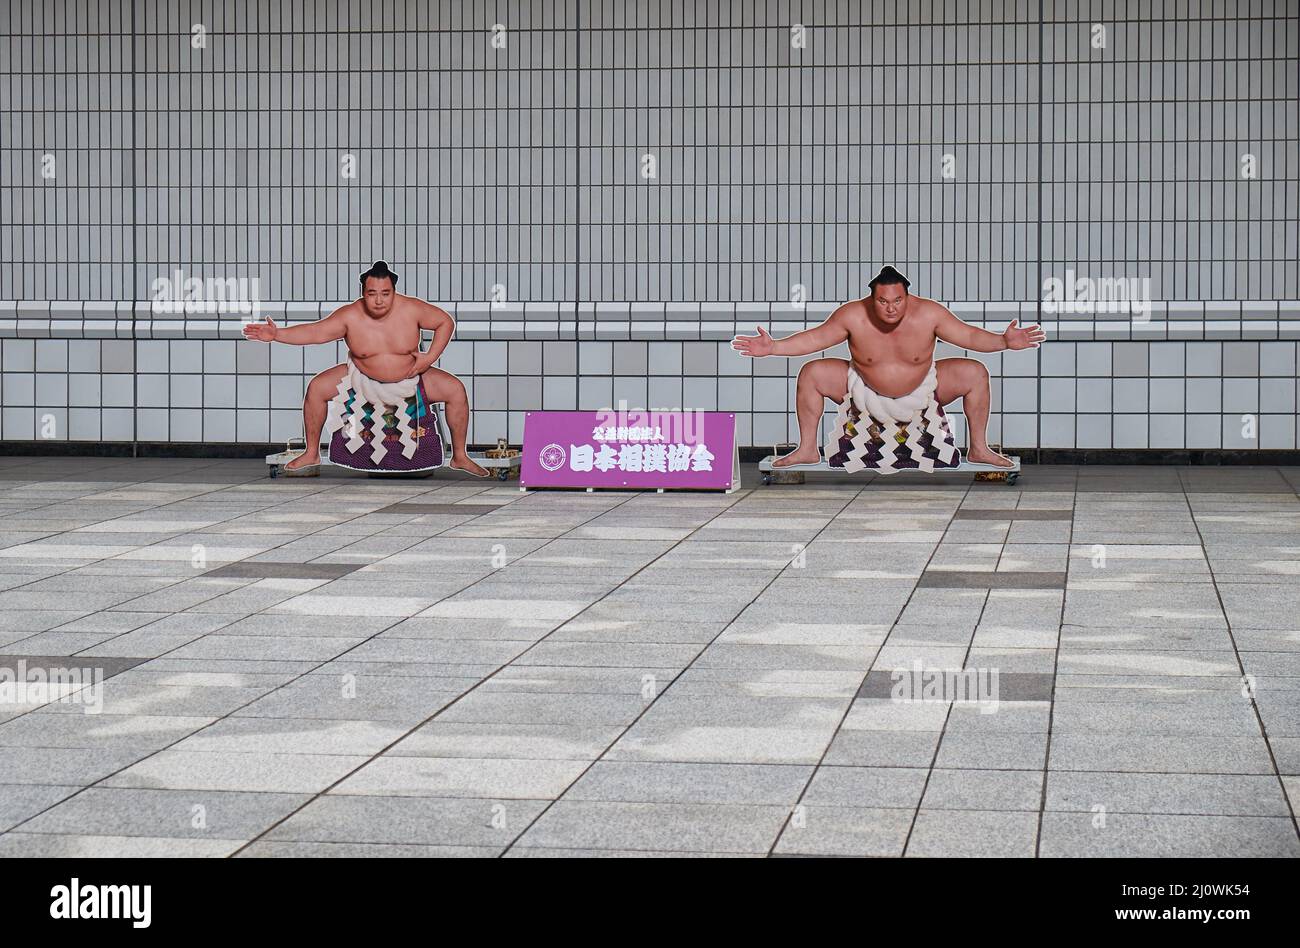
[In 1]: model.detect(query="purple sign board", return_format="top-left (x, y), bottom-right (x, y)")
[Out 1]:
top-left (520, 410), bottom-right (740, 491)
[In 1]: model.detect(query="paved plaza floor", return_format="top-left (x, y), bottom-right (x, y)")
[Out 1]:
top-left (0, 456), bottom-right (1297, 857)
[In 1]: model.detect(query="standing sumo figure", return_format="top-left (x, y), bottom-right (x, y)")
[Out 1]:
top-left (243, 261), bottom-right (489, 478)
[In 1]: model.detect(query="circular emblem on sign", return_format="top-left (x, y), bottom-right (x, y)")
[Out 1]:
top-left (538, 443), bottom-right (566, 471)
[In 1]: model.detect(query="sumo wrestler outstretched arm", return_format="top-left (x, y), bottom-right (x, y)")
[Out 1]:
top-left (731, 308), bottom-right (852, 359)
top-left (933, 309), bottom-right (1046, 354)
top-left (242, 307), bottom-right (348, 345)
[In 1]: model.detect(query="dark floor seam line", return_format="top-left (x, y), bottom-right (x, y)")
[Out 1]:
top-left (1033, 465), bottom-right (1081, 857)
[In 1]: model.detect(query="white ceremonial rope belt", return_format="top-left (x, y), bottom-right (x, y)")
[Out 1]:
top-left (848, 363), bottom-right (938, 422)
top-left (323, 359), bottom-right (421, 463)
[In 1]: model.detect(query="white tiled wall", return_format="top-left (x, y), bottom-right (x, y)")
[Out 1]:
top-left (2, 300), bottom-right (1299, 450)
top-left (0, 1), bottom-right (1297, 448)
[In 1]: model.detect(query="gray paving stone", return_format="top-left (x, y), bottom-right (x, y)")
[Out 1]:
top-left (1045, 771), bottom-right (1291, 817)
top-left (1063, 587), bottom-right (1227, 629)
top-left (236, 840), bottom-right (503, 857)
top-left (436, 691), bottom-right (648, 726)
top-left (503, 846), bottom-right (753, 858)
top-left (581, 598), bottom-right (750, 624)
top-left (822, 730), bottom-right (942, 768)
top-left (1039, 812), bottom-right (1300, 857)
top-left (919, 570), bottom-right (1065, 589)
top-left (1053, 675), bottom-right (1246, 700)
top-left (2, 746), bottom-right (154, 785)
top-left (34, 677), bottom-right (275, 717)
top-left (332, 755), bottom-right (589, 799)
top-left (1049, 700), bottom-right (1263, 736)
top-left (1059, 625), bottom-right (1237, 651)
top-left (212, 613), bottom-right (399, 638)
top-left (1267, 737), bottom-right (1300, 774)
top-left (871, 643), bottom-right (969, 671)
top-left (564, 761), bottom-right (812, 805)
top-left (511, 641), bottom-right (701, 668)
top-left (1048, 733), bottom-right (1276, 774)
top-left (906, 809), bottom-right (1039, 857)
top-left (268, 590), bottom-right (452, 618)
top-left (0, 712), bottom-right (213, 751)
top-left (17, 787), bottom-right (312, 839)
top-left (12, 630), bottom-right (121, 653)
top-left (608, 718), bottom-right (838, 765)
top-left (953, 509), bottom-right (1073, 521)
top-left (485, 665), bottom-right (683, 695)
top-left (1055, 648), bottom-right (1242, 678)
top-left (0, 653), bottom-right (145, 679)
top-left (517, 800), bottom-right (790, 853)
top-left (840, 697), bottom-right (951, 731)
top-left (935, 729), bottom-right (1049, 770)
top-left (373, 503), bottom-right (502, 516)
top-left (0, 784), bottom-right (80, 832)
top-left (0, 832), bottom-right (243, 857)
top-left (885, 624), bottom-right (977, 647)
top-left (205, 562), bottom-right (361, 580)
top-left (102, 749), bottom-right (368, 793)
top-left (381, 616), bottom-right (560, 641)
top-left (944, 702), bottom-right (1053, 733)
top-left (54, 611), bottom-right (172, 634)
top-left (173, 717), bottom-right (409, 756)
top-left (0, 611), bottom-right (89, 634)
top-left (801, 766), bottom-right (929, 808)
top-left (921, 768), bottom-right (1044, 811)
top-left (232, 675), bottom-right (461, 723)
top-left (857, 670), bottom-right (1054, 702)
top-left (693, 642), bottom-right (876, 672)
top-left (549, 619), bottom-right (729, 645)
top-left (657, 667), bottom-right (863, 699)
top-left (264, 794), bottom-right (548, 847)
top-left (772, 805), bottom-right (913, 856)
top-left (166, 633), bottom-right (366, 662)
top-left (390, 722), bottom-right (624, 761)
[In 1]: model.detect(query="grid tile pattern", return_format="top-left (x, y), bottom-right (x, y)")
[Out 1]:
top-left (1, 1), bottom-right (1297, 448)
top-left (0, 457), bottom-right (1296, 857)
top-left (3, 1), bottom-right (1295, 302)
top-left (5, 317), bottom-right (1300, 449)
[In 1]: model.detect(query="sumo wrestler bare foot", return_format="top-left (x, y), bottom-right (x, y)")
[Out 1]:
top-left (450, 452), bottom-right (490, 477)
top-left (772, 446), bottom-right (822, 468)
top-left (283, 450), bottom-right (321, 476)
top-left (965, 445), bottom-right (1015, 468)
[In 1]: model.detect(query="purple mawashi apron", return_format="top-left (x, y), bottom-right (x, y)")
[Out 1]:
top-left (328, 378), bottom-right (445, 473)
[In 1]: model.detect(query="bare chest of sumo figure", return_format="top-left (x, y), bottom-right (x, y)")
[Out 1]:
top-left (344, 301), bottom-right (425, 383)
top-left (846, 299), bottom-right (939, 398)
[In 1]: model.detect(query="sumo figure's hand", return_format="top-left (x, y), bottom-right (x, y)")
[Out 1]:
top-left (242, 316), bottom-right (278, 342)
top-left (732, 326), bottom-right (775, 358)
top-left (1003, 319), bottom-right (1046, 350)
top-left (411, 349), bottom-right (437, 375)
